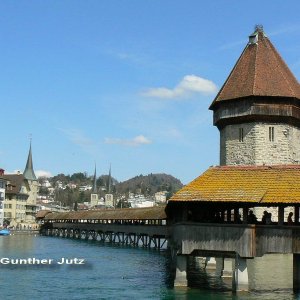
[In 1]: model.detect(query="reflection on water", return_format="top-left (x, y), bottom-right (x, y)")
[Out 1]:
top-left (0, 235), bottom-right (298, 299)
top-left (182, 254), bottom-right (296, 299)
top-left (0, 233), bottom-right (37, 253)
top-left (248, 254), bottom-right (292, 291)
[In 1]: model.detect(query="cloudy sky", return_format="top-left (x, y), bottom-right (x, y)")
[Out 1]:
top-left (0, 0), bottom-right (299, 184)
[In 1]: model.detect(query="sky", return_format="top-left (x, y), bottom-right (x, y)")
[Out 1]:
top-left (0, 0), bottom-right (299, 184)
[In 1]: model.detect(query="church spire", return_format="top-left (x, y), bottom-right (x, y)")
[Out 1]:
top-left (107, 164), bottom-right (112, 193)
top-left (92, 163), bottom-right (97, 193)
top-left (23, 140), bottom-right (37, 181)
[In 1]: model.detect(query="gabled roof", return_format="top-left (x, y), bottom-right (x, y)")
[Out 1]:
top-left (210, 27), bottom-right (300, 109)
top-left (170, 165), bottom-right (300, 204)
top-left (4, 174), bottom-right (26, 195)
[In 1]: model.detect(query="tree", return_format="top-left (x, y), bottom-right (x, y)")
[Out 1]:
top-left (71, 172), bottom-right (88, 184)
top-left (116, 199), bottom-right (131, 208)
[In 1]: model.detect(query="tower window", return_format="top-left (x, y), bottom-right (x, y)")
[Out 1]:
top-left (269, 127), bottom-right (274, 142)
top-left (239, 128), bottom-right (244, 142)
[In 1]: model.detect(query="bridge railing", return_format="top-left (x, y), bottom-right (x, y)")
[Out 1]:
top-left (50, 222), bottom-right (170, 237)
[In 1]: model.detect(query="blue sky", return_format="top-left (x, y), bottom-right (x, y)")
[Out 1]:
top-left (0, 0), bottom-right (299, 184)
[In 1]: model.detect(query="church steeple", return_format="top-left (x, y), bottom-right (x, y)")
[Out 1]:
top-left (23, 141), bottom-right (37, 181)
top-left (92, 163), bottom-right (97, 193)
top-left (107, 164), bottom-right (112, 193)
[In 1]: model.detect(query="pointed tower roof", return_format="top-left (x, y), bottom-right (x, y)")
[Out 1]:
top-left (107, 164), bottom-right (112, 193)
top-left (23, 142), bottom-right (37, 181)
top-left (92, 163), bottom-right (97, 193)
top-left (210, 26), bottom-right (300, 109)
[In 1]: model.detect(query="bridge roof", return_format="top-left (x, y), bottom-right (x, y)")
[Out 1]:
top-left (44, 206), bottom-right (167, 220)
top-left (36, 210), bottom-right (52, 219)
top-left (170, 165), bottom-right (300, 204)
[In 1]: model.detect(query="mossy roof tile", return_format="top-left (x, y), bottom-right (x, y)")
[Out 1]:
top-left (170, 165), bottom-right (300, 204)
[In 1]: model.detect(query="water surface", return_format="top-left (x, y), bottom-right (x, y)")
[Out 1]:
top-left (0, 235), bottom-right (297, 299)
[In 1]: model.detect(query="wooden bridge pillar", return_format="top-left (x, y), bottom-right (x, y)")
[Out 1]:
top-left (215, 257), bottom-right (223, 276)
top-left (278, 206), bottom-right (284, 225)
top-left (174, 255), bottom-right (188, 287)
top-left (295, 206), bottom-right (300, 225)
top-left (242, 207), bottom-right (248, 224)
top-left (232, 255), bottom-right (248, 292)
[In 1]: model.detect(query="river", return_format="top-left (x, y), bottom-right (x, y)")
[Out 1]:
top-left (0, 234), bottom-right (298, 299)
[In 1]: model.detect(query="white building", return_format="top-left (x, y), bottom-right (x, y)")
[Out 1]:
top-left (0, 169), bottom-right (7, 227)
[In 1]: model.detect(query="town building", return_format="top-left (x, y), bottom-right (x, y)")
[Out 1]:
top-left (0, 169), bottom-right (7, 227)
top-left (154, 191), bottom-right (168, 203)
top-left (3, 143), bottom-right (38, 228)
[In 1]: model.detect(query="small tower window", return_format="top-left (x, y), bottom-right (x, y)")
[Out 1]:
top-left (269, 127), bottom-right (274, 142)
top-left (239, 128), bottom-right (244, 142)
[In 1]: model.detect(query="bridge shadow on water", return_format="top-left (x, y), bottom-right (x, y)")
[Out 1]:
top-left (186, 256), bottom-right (230, 292)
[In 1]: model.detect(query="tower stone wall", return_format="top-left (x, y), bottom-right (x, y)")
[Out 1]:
top-left (220, 122), bottom-right (300, 166)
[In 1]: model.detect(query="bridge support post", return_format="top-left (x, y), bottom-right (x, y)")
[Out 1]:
top-left (174, 255), bottom-right (188, 287)
top-left (278, 206), bottom-right (284, 225)
top-left (222, 258), bottom-right (233, 278)
top-left (293, 254), bottom-right (300, 292)
top-left (205, 257), bottom-right (216, 270)
top-left (295, 206), bottom-right (300, 225)
top-left (232, 255), bottom-right (248, 292)
top-left (215, 257), bottom-right (223, 276)
top-left (216, 257), bottom-right (233, 278)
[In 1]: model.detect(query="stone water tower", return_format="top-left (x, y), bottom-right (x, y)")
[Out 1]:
top-left (210, 26), bottom-right (300, 166)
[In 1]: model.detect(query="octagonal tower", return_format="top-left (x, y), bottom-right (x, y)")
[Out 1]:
top-left (210, 26), bottom-right (300, 166)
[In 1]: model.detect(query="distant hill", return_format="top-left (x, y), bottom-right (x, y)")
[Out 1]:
top-left (115, 173), bottom-right (183, 198)
top-left (43, 172), bottom-right (183, 204)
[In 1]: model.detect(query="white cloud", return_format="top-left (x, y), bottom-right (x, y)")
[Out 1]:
top-left (36, 170), bottom-right (52, 178)
top-left (141, 75), bottom-right (218, 99)
top-left (104, 135), bottom-right (152, 147)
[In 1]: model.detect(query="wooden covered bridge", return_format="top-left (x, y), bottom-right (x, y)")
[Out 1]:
top-left (167, 165), bottom-right (300, 292)
top-left (38, 165), bottom-right (300, 293)
top-left (39, 206), bottom-right (169, 250)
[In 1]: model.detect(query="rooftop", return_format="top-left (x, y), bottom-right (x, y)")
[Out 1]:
top-left (210, 26), bottom-right (300, 109)
top-left (44, 206), bottom-right (167, 220)
top-left (170, 165), bottom-right (300, 204)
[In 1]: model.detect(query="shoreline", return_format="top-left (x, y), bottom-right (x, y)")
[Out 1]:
top-left (9, 230), bottom-right (40, 235)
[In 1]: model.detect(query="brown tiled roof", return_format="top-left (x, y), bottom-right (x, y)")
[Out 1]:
top-left (36, 210), bottom-right (52, 219)
top-left (170, 165), bottom-right (300, 204)
top-left (3, 174), bottom-right (25, 195)
top-left (44, 206), bottom-right (167, 220)
top-left (210, 28), bottom-right (300, 109)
